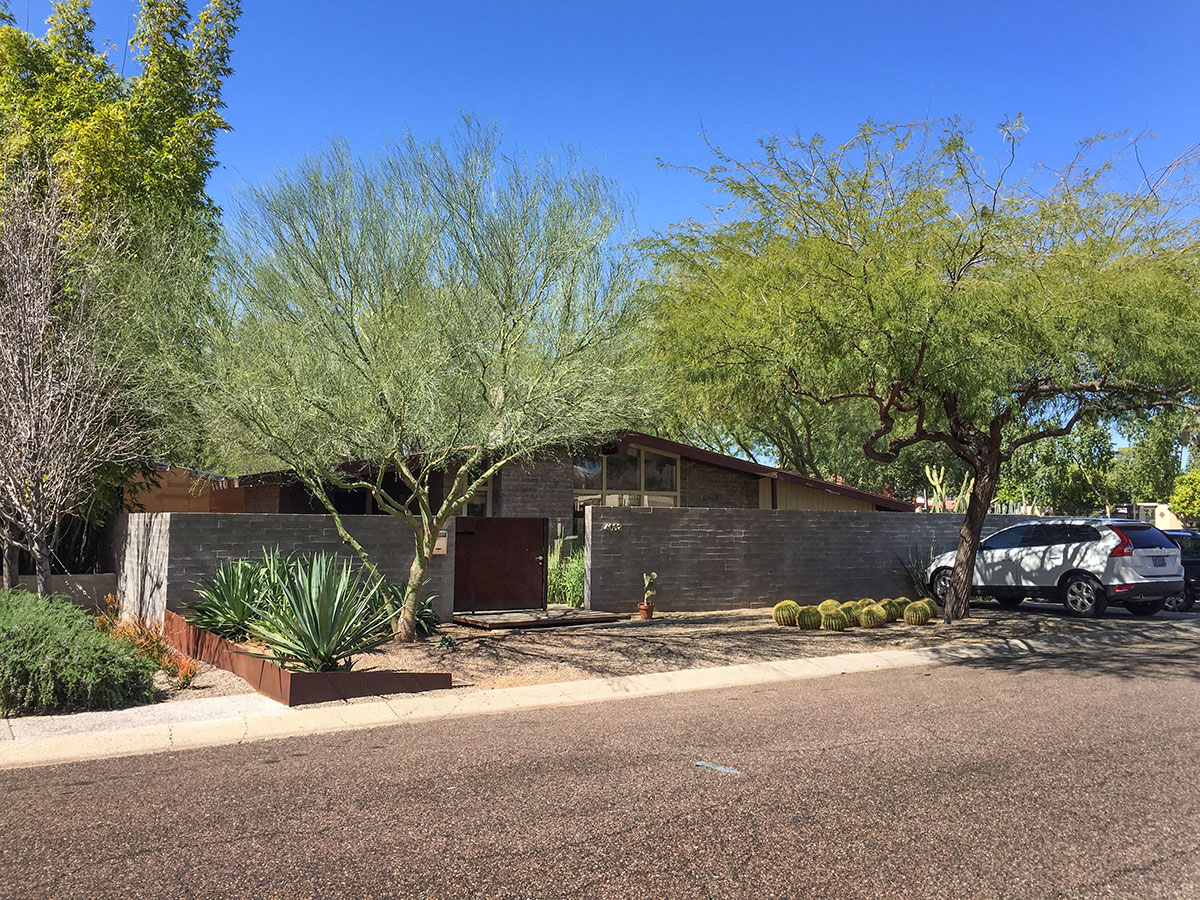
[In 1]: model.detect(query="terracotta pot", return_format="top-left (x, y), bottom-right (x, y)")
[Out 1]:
top-left (638, 602), bottom-right (654, 620)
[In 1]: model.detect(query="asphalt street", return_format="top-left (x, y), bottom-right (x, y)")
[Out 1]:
top-left (3, 634), bottom-right (1199, 900)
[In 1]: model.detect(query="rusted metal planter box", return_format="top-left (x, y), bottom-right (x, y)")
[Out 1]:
top-left (162, 611), bottom-right (452, 706)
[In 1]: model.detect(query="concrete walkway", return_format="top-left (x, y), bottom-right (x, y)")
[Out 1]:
top-left (3, 619), bottom-right (1197, 771)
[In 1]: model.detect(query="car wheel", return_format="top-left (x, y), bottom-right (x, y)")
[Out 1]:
top-left (931, 569), bottom-right (952, 607)
top-left (1124, 598), bottom-right (1164, 616)
top-left (1164, 590), bottom-right (1196, 613)
top-left (1062, 573), bottom-right (1107, 618)
top-left (996, 596), bottom-right (1024, 610)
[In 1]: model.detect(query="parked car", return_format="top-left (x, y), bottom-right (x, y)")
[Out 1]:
top-left (1162, 529), bottom-right (1200, 612)
top-left (926, 519), bottom-right (1184, 618)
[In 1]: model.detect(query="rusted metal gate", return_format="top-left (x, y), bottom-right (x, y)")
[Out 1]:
top-left (453, 517), bottom-right (547, 612)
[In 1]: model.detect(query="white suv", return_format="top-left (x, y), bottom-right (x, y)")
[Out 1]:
top-left (927, 519), bottom-right (1184, 618)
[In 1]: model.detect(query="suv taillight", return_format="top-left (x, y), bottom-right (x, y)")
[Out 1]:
top-left (1109, 526), bottom-right (1134, 558)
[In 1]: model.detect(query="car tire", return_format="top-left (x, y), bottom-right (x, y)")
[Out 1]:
top-left (931, 569), bottom-right (952, 607)
top-left (1125, 598), bottom-right (1164, 617)
top-left (996, 596), bottom-right (1024, 610)
top-left (1164, 590), bottom-right (1196, 613)
top-left (1062, 573), bottom-right (1108, 618)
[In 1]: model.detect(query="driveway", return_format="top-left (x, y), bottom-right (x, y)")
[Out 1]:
top-left (3, 631), bottom-right (1198, 899)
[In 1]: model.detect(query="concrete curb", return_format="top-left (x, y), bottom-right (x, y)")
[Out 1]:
top-left (3, 620), bottom-right (1197, 771)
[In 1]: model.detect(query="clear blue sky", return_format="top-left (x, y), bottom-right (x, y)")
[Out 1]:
top-left (23, 0), bottom-right (1200, 234)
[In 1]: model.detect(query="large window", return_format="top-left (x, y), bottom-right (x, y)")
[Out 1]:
top-left (572, 446), bottom-right (680, 513)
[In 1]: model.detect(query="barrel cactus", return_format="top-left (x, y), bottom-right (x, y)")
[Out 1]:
top-left (893, 597), bottom-right (913, 612)
top-left (796, 605), bottom-right (822, 629)
top-left (904, 602), bottom-right (932, 625)
top-left (920, 597), bottom-right (940, 616)
top-left (839, 601), bottom-right (860, 624)
top-left (880, 600), bottom-right (901, 622)
top-left (858, 604), bottom-right (886, 628)
top-left (772, 600), bottom-right (802, 626)
top-left (818, 599), bottom-right (841, 615)
top-left (821, 610), bottom-right (848, 631)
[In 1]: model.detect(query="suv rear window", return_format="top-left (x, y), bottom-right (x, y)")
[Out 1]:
top-left (1115, 525), bottom-right (1177, 549)
top-left (1170, 534), bottom-right (1200, 554)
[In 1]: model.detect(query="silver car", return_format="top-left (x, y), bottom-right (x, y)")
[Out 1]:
top-left (927, 518), bottom-right (1184, 618)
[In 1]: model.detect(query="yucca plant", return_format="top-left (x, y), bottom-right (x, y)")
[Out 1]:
top-left (247, 553), bottom-right (394, 672)
top-left (184, 559), bottom-right (263, 640)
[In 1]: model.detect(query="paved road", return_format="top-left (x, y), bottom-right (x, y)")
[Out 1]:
top-left (3, 635), bottom-right (1199, 900)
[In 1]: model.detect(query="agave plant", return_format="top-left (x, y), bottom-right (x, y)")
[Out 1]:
top-left (247, 553), bottom-right (394, 672)
top-left (184, 559), bottom-right (263, 640)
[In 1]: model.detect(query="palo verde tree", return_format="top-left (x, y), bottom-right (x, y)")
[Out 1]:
top-left (190, 120), bottom-right (657, 641)
top-left (653, 117), bottom-right (1200, 621)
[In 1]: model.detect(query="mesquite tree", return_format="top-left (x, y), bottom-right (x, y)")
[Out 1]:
top-left (0, 160), bottom-right (137, 593)
top-left (654, 117), bottom-right (1200, 621)
top-left (189, 120), bottom-right (656, 641)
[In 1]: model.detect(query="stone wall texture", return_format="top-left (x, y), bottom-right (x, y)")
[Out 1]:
top-left (584, 507), bottom-right (1030, 612)
top-left (106, 513), bottom-right (454, 624)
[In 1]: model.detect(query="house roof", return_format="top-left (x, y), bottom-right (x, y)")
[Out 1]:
top-left (613, 432), bottom-right (915, 512)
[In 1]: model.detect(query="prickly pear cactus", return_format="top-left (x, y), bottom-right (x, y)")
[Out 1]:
top-left (818, 599), bottom-right (841, 614)
top-left (796, 605), bottom-right (822, 629)
top-left (821, 610), bottom-right (848, 631)
top-left (858, 604), bottom-right (886, 628)
top-left (772, 600), bottom-right (801, 626)
top-left (904, 602), bottom-right (932, 625)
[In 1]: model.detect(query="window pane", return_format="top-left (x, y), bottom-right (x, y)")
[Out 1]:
top-left (983, 526), bottom-right (1028, 550)
top-left (572, 456), bottom-right (602, 491)
top-left (573, 493), bottom-right (601, 512)
top-left (603, 492), bottom-right (638, 507)
top-left (605, 452), bottom-right (640, 491)
top-left (1119, 525), bottom-right (1177, 549)
top-left (643, 451), bottom-right (677, 493)
top-left (644, 494), bottom-right (676, 508)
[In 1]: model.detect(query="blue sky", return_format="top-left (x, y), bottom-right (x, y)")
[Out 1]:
top-left (23, 0), bottom-right (1200, 234)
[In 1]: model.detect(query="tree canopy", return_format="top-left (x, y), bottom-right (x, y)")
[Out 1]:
top-left (653, 116), bottom-right (1200, 619)
top-left (181, 121), bottom-right (658, 639)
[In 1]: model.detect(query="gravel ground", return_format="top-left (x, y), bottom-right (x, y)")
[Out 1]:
top-left (356, 599), bottom-right (1196, 692)
top-left (153, 661), bottom-right (255, 703)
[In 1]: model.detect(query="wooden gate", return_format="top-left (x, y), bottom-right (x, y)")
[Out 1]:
top-left (453, 517), bottom-right (547, 612)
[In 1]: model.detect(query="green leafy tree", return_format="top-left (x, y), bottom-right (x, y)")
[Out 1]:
top-left (181, 122), bottom-right (657, 641)
top-left (1110, 411), bottom-right (1185, 504)
top-left (1169, 471), bottom-right (1200, 523)
top-left (653, 117), bottom-right (1200, 620)
top-left (996, 419), bottom-right (1117, 514)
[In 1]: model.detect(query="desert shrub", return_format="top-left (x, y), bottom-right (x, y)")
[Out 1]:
top-left (184, 558), bottom-right (263, 640)
top-left (820, 610), bottom-right (848, 631)
top-left (547, 547), bottom-right (585, 608)
top-left (98, 595), bottom-right (203, 689)
top-left (818, 599), bottom-right (841, 614)
top-left (896, 545), bottom-right (936, 598)
top-left (248, 553), bottom-right (393, 672)
top-left (859, 604), bottom-right (886, 628)
top-left (0, 590), bottom-right (157, 714)
top-left (772, 600), bottom-right (801, 626)
top-left (796, 605), bottom-right (822, 629)
top-left (378, 584), bottom-right (441, 639)
top-left (903, 602), bottom-right (932, 625)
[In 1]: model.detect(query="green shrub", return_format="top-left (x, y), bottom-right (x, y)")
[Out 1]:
top-left (796, 605), bottom-right (822, 629)
top-left (547, 547), bottom-right (585, 608)
top-left (903, 602), bottom-right (932, 625)
top-left (772, 600), bottom-right (801, 626)
top-left (821, 610), bottom-right (848, 631)
top-left (185, 558), bottom-right (263, 640)
top-left (0, 590), bottom-right (157, 715)
top-left (378, 584), bottom-right (440, 639)
top-left (248, 553), bottom-right (394, 672)
top-left (818, 599), bottom-right (841, 614)
top-left (858, 604), bottom-right (886, 628)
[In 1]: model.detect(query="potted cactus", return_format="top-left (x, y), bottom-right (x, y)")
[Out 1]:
top-left (639, 571), bottom-right (658, 619)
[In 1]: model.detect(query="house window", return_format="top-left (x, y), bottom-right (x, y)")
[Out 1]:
top-left (461, 478), bottom-right (492, 517)
top-left (571, 446), bottom-right (680, 514)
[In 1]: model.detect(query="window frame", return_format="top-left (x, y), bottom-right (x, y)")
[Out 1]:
top-left (572, 444), bottom-right (681, 510)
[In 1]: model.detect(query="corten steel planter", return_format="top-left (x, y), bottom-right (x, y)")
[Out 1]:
top-left (162, 611), bottom-right (452, 706)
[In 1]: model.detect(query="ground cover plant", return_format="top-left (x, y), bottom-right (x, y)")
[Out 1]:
top-left (95, 595), bottom-right (200, 688)
top-left (548, 546), bottom-right (585, 608)
top-left (0, 590), bottom-right (157, 715)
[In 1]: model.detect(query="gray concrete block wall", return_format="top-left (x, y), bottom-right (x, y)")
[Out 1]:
top-left (493, 453), bottom-right (575, 538)
top-left (584, 507), bottom-right (1030, 612)
top-left (679, 459), bottom-right (760, 509)
top-left (108, 513), bottom-right (454, 624)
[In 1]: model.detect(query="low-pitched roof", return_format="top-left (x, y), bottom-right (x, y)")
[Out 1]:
top-left (614, 432), bottom-right (915, 512)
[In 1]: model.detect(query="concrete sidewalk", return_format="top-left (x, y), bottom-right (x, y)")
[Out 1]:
top-left (3, 619), bottom-right (1197, 771)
